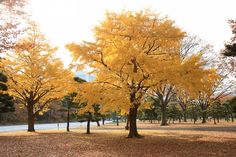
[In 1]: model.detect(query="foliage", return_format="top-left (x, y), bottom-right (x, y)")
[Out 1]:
top-left (0, 22), bottom-right (74, 131)
top-left (223, 20), bottom-right (236, 57)
top-left (0, 72), bottom-right (14, 113)
top-left (0, 0), bottom-right (28, 53)
top-left (66, 10), bottom-right (219, 137)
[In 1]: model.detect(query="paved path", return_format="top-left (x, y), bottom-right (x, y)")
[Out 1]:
top-left (0, 121), bottom-right (110, 132)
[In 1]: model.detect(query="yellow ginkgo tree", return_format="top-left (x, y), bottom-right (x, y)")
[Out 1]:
top-left (0, 23), bottom-right (74, 132)
top-left (66, 11), bottom-right (219, 138)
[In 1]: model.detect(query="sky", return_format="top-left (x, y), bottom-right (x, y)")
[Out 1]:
top-left (28, 0), bottom-right (236, 79)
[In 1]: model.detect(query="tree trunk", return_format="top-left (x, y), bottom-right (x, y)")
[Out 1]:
top-left (128, 107), bottom-right (140, 138)
top-left (125, 114), bottom-right (130, 130)
top-left (183, 109), bottom-right (187, 122)
top-left (67, 109), bottom-right (70, 132)
top-left (116, 117), bottom-right (119, 126)
top-left (102, 117), bottom-right (105, 125)
top-left (86, 112), bottom-right (91, 134)
top-left (231, 113), bottom-right (234, 122)
top-left (202, 110), bottom-right (207, 123)
top-left (161, 104), bottom-right (168, 126)
top-left (213, 117), bottom-right (216, 124)
top-left (27, 105), bottom-right (35, 132)
top-left (96, 119), bottom-right (100, 127)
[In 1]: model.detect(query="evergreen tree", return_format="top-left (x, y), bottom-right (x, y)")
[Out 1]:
top-left (0, 72), bottom-right (15, 114)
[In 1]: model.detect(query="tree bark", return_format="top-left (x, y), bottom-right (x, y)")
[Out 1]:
top-left (27, 104), bottom-right (35, 132)
top-left (161, 103), bottom-right (168, 126)
top-left (128, 107), bottom-right (140, 138)
top-left (183, 109), bottom-right (187, 122)
top-left (125, 114), bottom-right (130, 130)
top-left (213, 117), bottom-right (216, 124)
top-left (116, 117), bottom-right (119, 126)
top-left (231, 113), bottom-right (234, 122)
top-left (67, 109), bottom-right (70, 132)
top-left (202, 111), bottom-right (207, 123)
top-left (96, 119), bottom-right (100, 127)
top-left (102, 117), bottom-right (105, 125)
top-left (86, 112), bottom-right (91, 134)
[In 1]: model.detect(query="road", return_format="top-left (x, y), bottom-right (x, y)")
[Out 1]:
top-left (0, 121), bottom-right (109, 132)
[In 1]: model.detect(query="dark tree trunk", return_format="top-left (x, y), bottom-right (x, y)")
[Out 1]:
top-left (161, 104), bottom-right (168, 126)
top-left (202, 111), bottom-right (207, 123)
top-left (213, 117), bottom-right (216, 124)
top-left (96, 119), bottom-right (100, 127)
top-left (102, 117), bottom-right (105, 125)
top-left (183, 109), bottom-right (187, 122)
top-left (27, 104), bottom-right (35, 132)
top-left (217, 116), bottom-right (220, 123)
top-left (67, 109), bottom-right (70, 132)
top-left (116, 117), bottom-right (119, 126)
top-left (128, 107), bottom-right (140, 138)
top-left (86, 112), bottom-right (91, 134)
top-left (231, 113), bottom-right (234, 122)
top-left (125, 114), bottom-right (130, 130)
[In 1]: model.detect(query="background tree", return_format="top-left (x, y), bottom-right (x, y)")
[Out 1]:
top-left (61, 93), bottom-right (77, 132)
top-left (76, 103), bottom-right (102, 134)
top-left (222, 97), bottom-right (236, 122)
top-left (207, 100), bottom-right (224, 124)
top-left (67, 11), bottom-right (218, 138)
top-left (149, 84), bottom-right (175, 126)
top-left (0, 23), bottom-right (74, 131)
top-left (167, 102), bottom-right (182, 124)
top-left (0, 72), bottom-right (14, 119)
top-left (223, 20), bottom-right (236, 57)
top-left (61, 77), bottom-right (86, 132)
top-left (188, 101), bottom-right (201, 124)
top-left (0, 0), bottom-right (28, 53)
top-left (0, 0), bottom-right (27, 119)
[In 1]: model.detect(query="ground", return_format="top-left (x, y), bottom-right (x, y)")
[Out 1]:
top-left (0, 121), bottom-right (236, 157)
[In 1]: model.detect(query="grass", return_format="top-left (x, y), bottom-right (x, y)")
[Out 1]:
top-left (0, 121), bottom-right (236, 157)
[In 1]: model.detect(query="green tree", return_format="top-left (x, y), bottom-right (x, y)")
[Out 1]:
top-left (61, 77), bottom-right (86, 132)
top-left (207, 100), bottom-right (224, 124)
top-left (223, 97), bottom-right (236, 122)
top-left (0, 72), bottom-right (14, 117)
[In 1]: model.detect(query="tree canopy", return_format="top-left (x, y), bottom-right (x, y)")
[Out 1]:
top-left (66, 11), bottom-right (219, 137)
top-left (0, 22), bottom-right (74, 131)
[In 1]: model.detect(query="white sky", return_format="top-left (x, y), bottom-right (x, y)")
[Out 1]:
top-left (28, 0), bottom-right (236, 69)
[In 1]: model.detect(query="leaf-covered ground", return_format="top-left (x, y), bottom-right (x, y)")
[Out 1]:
top-left (0, 121), bottom-right (236, 157)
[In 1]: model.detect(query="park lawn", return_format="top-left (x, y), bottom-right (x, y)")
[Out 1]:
top-left (0, 121), bottom-right (236, 157)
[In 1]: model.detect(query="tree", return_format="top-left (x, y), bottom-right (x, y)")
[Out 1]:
top-left (188, 101), bottom-right (201, 124)
top-left (207, 100), bottom-right (224, 124)
top-left (0, 23), bottom-right (74, 131)
top-left (223, 97), bottom-right (236, 122)
top-left (167, 102), bottom-right (182, 124)
top-left (0, 0), bottom-right (27, 53)
top-left (223, 20), bottom-right (236, 57)
top-left (76, 103), bottom-right (102, 134)
top-left (61, 93), bottom-right (77, 132)
top-left (66, 11), bottom-right (218, 138)
top-left (0, 72), bottom-right (15, 116)
top-left (176, 92), bottom-right (189, 122)
top-left (61, 77), bottom-right (86, 132)
top-left (149, 84), bottom-right (175, 126)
